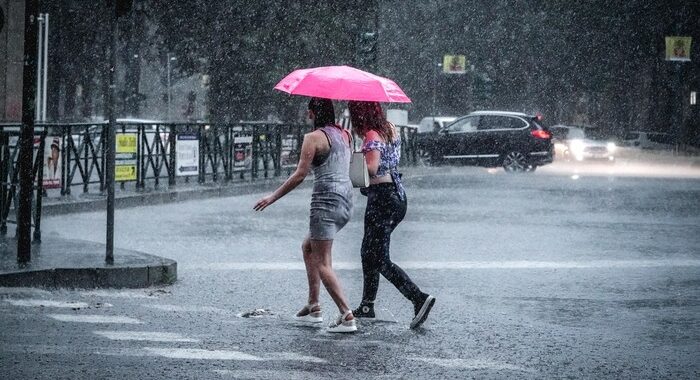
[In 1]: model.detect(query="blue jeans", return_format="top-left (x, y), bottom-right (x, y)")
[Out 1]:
top-left (360, 183), bottom-right (424, 304)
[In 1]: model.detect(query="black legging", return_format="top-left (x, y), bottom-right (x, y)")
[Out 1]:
top-left (360, 183), bottom-right (424, 303)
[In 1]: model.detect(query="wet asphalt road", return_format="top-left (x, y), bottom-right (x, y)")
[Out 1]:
top-left (1, 160), bottom-right (699, 379)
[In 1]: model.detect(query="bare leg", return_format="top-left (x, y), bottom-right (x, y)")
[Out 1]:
top-left (302, 237), bottom-right (320, 305)
top-left (309, 239), bottom-right (353, 318)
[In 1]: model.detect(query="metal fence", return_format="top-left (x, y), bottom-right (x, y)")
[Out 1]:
top-left (0, 121), bottom-right (420, 239)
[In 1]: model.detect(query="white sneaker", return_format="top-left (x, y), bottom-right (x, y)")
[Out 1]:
top-left (327, 310), bottom-right (357, 333)
top-left (294, 303), bottom-right (323, 323)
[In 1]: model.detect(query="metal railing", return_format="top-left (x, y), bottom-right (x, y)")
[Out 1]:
top-left (0, 121), bottom-right (419, 239)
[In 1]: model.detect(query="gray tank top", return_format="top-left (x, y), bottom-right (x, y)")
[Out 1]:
top-left (312, 125), bottom-right (352, 197)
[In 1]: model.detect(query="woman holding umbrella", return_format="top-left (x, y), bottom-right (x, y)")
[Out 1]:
top-left (254, 97), bottom-right (357, 333)
top-left (349, 101), bottom-right (435, 329)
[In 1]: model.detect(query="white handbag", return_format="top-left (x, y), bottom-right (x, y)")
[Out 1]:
top-left (349, 151), bottom-right (369, 188)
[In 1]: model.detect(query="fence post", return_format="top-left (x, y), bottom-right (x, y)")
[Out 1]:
top-left (198, 125), bottom-right (205, 184)
top-left (33, 130), bottom-right (46, 243)
top-left (0, 132), bottom-right (8, 235)
top-left (169, 124), bottom-right (176, 186)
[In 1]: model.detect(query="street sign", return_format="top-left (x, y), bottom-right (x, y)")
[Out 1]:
top-left (443, 55), bottom-right (467, 74)
top-left (665, 36), bottom-right (692, 62)
top-left (176, 134), bottom-right (199, 176)
top-left (115, 133), bottom-right (137, 181)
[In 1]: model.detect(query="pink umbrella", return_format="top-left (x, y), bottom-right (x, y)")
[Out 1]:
top-left (274, 65), bottom-right (411, 103)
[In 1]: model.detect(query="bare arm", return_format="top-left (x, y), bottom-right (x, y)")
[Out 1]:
top-left (253, 132), bottom-right (317, 211)
top-left (363, 130), bottom-right (382, 176)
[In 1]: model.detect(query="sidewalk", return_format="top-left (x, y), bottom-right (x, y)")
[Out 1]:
top-left (0, 236), bottom-right (176, 288)
top-left (1, 177), bottom-right (291, 289)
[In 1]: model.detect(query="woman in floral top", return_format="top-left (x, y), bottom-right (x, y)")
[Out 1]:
top-left (348, 101), bottom-right (436, 329)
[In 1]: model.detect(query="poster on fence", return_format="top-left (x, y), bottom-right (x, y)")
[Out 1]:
top-left (233, 135), bottom-right (253, 170)
top-left (281, 134), bottom-right (299, 169)
top-left (176, 134), bottom-right (199, 176)
top-left (36, 136), bottom-right (61, 189)
top-left (115, 133), bottom-right (137, 182)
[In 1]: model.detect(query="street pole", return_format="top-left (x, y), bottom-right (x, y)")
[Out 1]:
top-left (105, 0), bottom-right (118, 264)
top-left (17, 0), bottom-right (39, 263)
top-left (167, 54), bottom-right (175, 121)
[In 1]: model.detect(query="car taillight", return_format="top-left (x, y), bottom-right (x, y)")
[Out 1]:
top-left (530, 129), bottom-right (551, 139)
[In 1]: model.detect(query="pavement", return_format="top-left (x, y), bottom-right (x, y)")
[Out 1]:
top-left (0, 149), bottom-right (697, 291)
top-left (0, 177), bottom-right (290, 289)
top-left (1, 160), bottom-right (698, 378)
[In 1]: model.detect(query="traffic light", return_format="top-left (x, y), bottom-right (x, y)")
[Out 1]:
top-left (357, 31), bottom-right (378, 69)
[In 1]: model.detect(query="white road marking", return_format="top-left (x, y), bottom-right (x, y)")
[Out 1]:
top-left (213, 370), bottom-right (323, 379)
top-left (48, 314), bottom-right (142, 324)
top-left (264, 352), bottom-right (327, 363)
top-left (4, 299), bottom-right (90, 308)
top-left (189, 259), bottom-right (700, 271)
top-left (410, 357), bottom-right (533, 372)
top-left (94, 331), bottom-right (198, 342)
top-left (79, 290), bottom-right (158, 299)
top-left (143, 304), bottom-right (228, 313)
top-left (144, 347), bottom-right (263, 361)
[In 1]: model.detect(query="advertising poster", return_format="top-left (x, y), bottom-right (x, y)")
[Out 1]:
top-left (176, 134), bottom-right (199, 176)
top-left (115, 133), bottom-right (137, 182)
top-left (233, 135), bottom-right (253, 170)
top-left (38, 136), bottom-right (61, 189)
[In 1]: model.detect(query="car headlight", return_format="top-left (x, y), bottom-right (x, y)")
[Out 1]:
top-left (607, 142), bottom-right (616, 152)
top-left (569, 139), bottom-right (585, 155)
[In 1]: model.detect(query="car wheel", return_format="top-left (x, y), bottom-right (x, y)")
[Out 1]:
top-left (502, 151), bottom-right (528, 173)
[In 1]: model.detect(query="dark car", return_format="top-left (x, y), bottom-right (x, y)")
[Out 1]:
top-left (416, 110), bottom-right (554, 172)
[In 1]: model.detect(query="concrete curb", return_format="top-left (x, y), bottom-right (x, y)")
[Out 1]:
top-left (0, 261), bottom-right (177, 289)
top-left (42, 178), bottom-right (290, 216)
top-left (0, 238), bottom-right (177, 289)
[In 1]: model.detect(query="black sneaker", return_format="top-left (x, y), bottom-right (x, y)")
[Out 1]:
top-left (352, 302), bottom-right (375, 319)
top-left (410, 295), bottom-right (435, 329)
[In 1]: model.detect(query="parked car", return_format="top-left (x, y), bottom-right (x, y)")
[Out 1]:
top-left (622, 131), bottom-right (675, 150)
top-left (416, 110), bottom-right (554, 172)
top-left (550, 124), bottom-right (616, 162)
top-left (417, 116), bottom-right (457, 134)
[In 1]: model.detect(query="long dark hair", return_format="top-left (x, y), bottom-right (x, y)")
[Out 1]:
top-left (348, 101), bottom-right (395, 142)
top-left (308, 97), bottom-right (335, 129)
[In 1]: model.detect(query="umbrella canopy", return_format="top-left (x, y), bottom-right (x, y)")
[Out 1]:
top-left (274, 65), bottom-right (411, 103)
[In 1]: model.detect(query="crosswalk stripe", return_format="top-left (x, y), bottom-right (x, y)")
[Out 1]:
top-left (94, 331), bottom-right (198, 342)
top-left (4, 299), bottom-right (90, 308)
top-left (264, 352), bottom-right (327, 363)
top-left (143, 304), bottom-right (229, 313)
top-left (409, 357), bottom-right (533, 372)
top-left (48, 314), bottom-right (142, 324)
top-left (144, 347), bottom-right (263, 361)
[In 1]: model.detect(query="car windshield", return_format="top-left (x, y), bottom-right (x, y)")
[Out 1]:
top-left (568, 128), bottom-right (585, 139)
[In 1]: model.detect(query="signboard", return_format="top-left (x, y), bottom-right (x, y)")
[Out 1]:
top-left (443, 55), bottom-right (467, 74)
top-left (115, 133), bottom-right (137, 181)
top-left (281, 134), bottom-right (299, 168)
top-left (233, 135), bottom-right (253, 170)
top-left (34, 136), bottom-right (61, 189)
top-left (665, 36), bottom-right (692, 62)
top-left (176, 134), bottom-right (199, 176)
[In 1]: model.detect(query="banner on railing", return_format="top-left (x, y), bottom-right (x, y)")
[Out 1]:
top-left (281, 134), bottom-right (299, 168)
top-left (233, 135), bottom-right (253, 170)
top-left (36, 136), bottom-right (61, 189)
top-left (176, 134), bottom-right (199, 176)
top-left (115, 133), bottom-right (137, 182)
